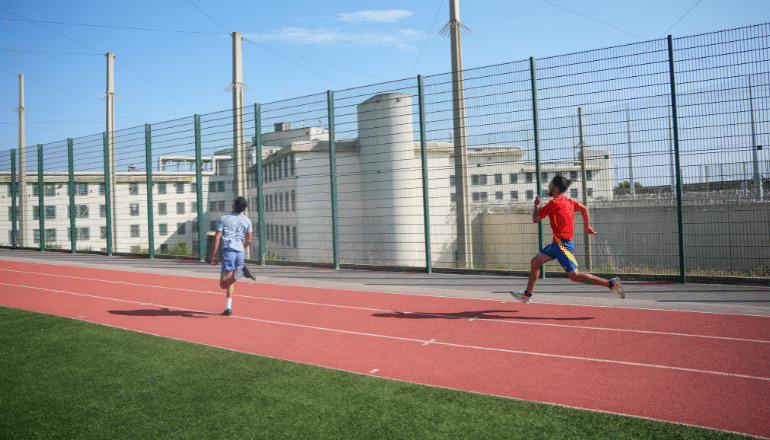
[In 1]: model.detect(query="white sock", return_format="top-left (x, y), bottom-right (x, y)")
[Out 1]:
top-left (226, 298), bottom-right (232, 310)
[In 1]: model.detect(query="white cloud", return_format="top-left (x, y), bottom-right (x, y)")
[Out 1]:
top-left (336, 10), bottom-right (413, 23)
top-left (246, 27), bottom-right (424, 49)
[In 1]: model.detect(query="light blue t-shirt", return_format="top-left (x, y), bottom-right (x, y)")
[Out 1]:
top-left (216, 212), bottom-right (252, 252)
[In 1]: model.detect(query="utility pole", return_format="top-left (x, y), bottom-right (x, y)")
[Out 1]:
top-left (13, 74), bottom-right (27, 248)
top-left (226, 31), bottom-right (250, 257)
top-left (440, 0), bottom-right (473, 268)
top-left (748, 76), bottom-right (762, 201)
top-left (577, 108), bottom-right (592, 272)
top-left (626, 103), bottom-right (635, 197)
top-left (102, 52), bottom-right (118, 252)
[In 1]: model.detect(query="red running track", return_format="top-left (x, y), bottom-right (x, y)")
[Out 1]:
top-left (1, 260), bottom-right (769, 438)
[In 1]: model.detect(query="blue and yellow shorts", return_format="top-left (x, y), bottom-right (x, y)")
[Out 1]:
top-left (541, 239), bottom-right (579, 273)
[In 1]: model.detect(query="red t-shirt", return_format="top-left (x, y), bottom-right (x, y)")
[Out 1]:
top-left (537, 195), bottom-right (581, 242)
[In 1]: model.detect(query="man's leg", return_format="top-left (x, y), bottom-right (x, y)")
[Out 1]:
top-left (566, 270), bottom-right (610, 288)
top-left (526, 253), bottom-right (552, 295)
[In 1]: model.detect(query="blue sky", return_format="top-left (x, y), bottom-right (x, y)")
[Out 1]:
top-left (0, 0), bottom-right (766, 149)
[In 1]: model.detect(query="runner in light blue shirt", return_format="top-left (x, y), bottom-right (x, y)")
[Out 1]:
top-left (210, 196), bottom-right (255, 315)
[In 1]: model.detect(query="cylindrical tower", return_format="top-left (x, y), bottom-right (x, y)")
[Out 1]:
top-left (357, 93), bottom-right (424, 267)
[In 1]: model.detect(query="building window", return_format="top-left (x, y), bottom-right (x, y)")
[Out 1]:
top-left (495, 191), bottom-right (503, 200)
top-left (471, 174), bottom-right (487, 185)
top-left (100, 226), bottom-right (107, 239)
top-left (160, 244), bottom-right (169, 253)
top-left (130, 225), bottom-right (140, 238)
top-left (586, 170), bottom-right (593, 181)
top-left (129, 183), bottom-right (139, 195)
top-left (158, 202), bottom-right (167, 215)
top-left (291, 190), bottom-right (296, 211)
top-left (279, 193), bottom-right (284, 211)
top-left (510, 191), bottom-right (519, 200)
top-left (570, 189), bottom-right (578, 199)
top-left (70, 227), bottom-right (89, 240)
top-left (525, 173), bottom-right (533, 183)
top-left (45, 184), bottom-right (56, 197)
top-left (290, 153), bottom-right (296, 176)
top-left (177, 223), bottom-right (186, 235)
top-left (526, 190), bottom-right (534, 200)
top-left (176, 202), bottom-right (185, 215)
top-left (541, 172), bottom-right (548, 182)
top-left (494, 174), bottom-right (503, 185)
top-left (209, 201), bottom-right (217, 212)
top-left (130, 203), bottom-right (140, 216)
top-left (159, 223), bottom-right (168, 236)
top-left (218, 200), bottom-right (226, 212)
top-left (210, 221), bottom-right (217, 231)
top-left (158, 182), bottom-right (167, 194)
top-left (509, 173), bottom-right (518, 184)
top-left (77, 182), bottom-right (88, 196)
top-left (570, 171), bottom-right (578, 180)
top-left (99, 183), bottom-right (105, 195)
top-left (217, 181), bottom-right (225, 192)
top-left (450, 193), bottom-right (456, 202)
top-left (68, 205), bottom-right (88, 219)
top-left (449, 175), bottom-right (456, 186)
top-left (100, 204), bottom-right (106, 218)
top-left (293, 226), bottom-right (298, 249)
top-left (587, 188), bottom-right (594, 197)
top-left (34, 229), bottom-right (57, 244)
top-left (472, 192), bottom-right (488, 202)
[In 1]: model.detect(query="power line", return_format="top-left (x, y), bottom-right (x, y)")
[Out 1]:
top-left (114, 59), bottom-right (195, 114)
top-left (657, 0), bottom-right (702, 38)
top-left (1, 48), bottom-right (102, 56)
top-left (0, 16), bottom-right (228, 35)
top-left (411, 0), bottom-right (445, 75)
top-left (186, 0), bottom-right (230, 34)
top-left (0, 7), bottom-right (102, 54)
top-left (539, 0), bottom-right (647, 40)
top-left (243, 40), bottom-right (347, 87)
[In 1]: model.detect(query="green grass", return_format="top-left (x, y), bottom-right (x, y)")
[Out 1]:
top-left (0, 306), bottom-right (751, 439)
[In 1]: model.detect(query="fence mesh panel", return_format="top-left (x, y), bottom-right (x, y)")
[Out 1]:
top-left (1, 23), bottom-right (768, 279)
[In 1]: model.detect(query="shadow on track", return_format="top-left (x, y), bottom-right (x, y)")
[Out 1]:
top-left (108, 308), bottom-right (214, 318)
top-left (372, 310), bottom-right (594, 321)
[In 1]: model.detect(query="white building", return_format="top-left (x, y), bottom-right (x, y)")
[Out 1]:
top-left (1, 92), bottom-right (612, 266)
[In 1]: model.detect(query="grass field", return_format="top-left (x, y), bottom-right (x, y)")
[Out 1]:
top-left (0, 306), bottom-right (752, 439)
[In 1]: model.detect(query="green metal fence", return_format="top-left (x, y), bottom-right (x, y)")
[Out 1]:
top-left (1, 23), bottom-right (768, 281)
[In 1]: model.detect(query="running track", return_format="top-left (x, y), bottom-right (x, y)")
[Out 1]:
top-left (1, 260), bottom-right (769, 438)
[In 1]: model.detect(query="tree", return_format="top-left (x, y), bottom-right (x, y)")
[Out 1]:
top-left (616, 181), bottom-right (643, 189)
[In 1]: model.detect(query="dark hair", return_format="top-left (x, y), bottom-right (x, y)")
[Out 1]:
top-left (552, 174), bottom-right (572, 193)
top-left (234, 196), bottom-right (248, 213)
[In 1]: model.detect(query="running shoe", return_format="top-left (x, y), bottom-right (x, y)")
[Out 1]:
top-left (242, 265), bottom-right (256, 281)
top-left (510, 291), bottom-right (531, 304)
top-left (610, 277), bottom-right (625, 299)
top-left (222, 308), bottom-right (232, 316)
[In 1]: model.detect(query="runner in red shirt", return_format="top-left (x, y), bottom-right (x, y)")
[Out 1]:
top-left (510, 175), bottom-right (625, 304)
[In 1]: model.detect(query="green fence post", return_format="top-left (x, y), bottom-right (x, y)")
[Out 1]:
top-left (37, 144), bottom-right (44, 252)
top-left (667, 35), bottom-right (686, 284)
top-left (10, 150), bottom-right (17, 250)
top-left (194, 115), bottom-right (205, 262)
top-left (67, 139), bottom-right (76, 253)
top-left (529, 57), bottom-right (545, 279)
top-left (103, 132), bottom-right (113, 256)
top-left (327, 90), bottom-right (340, 270)
top-left (145, 124), bottom-right (155, 259)
top-left (417, 75), bottom-right (432, 274)
top-left (253, 104), bottom-right (266, 265)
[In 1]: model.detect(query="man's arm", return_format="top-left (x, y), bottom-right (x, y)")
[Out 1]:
top-left (211, 230), bottom-right (223, 264)
top-left (576, 203), bottom-right (597, 234)
top-left (244, 231), bottom-right (252, 249)
top-left (532, 195), bottom-right (542, 223)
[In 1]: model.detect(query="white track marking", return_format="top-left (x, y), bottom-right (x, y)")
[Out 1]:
top-left (369, 369), bottom-right (379, 374)
top-left (5, 281), bottom-right (770, 383)
top-left (2, 268), bottom-right (769, 344)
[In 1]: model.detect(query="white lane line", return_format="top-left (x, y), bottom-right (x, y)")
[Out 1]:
top-left (369, 369), bottom-right (379, 374)
top-left (2, 269), bottom-right (769, 344)
top-left (5, 281), bottom-right (770, 382)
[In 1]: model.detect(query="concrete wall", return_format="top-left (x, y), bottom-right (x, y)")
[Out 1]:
top-left (478, 202), bottom-right (770, 273)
